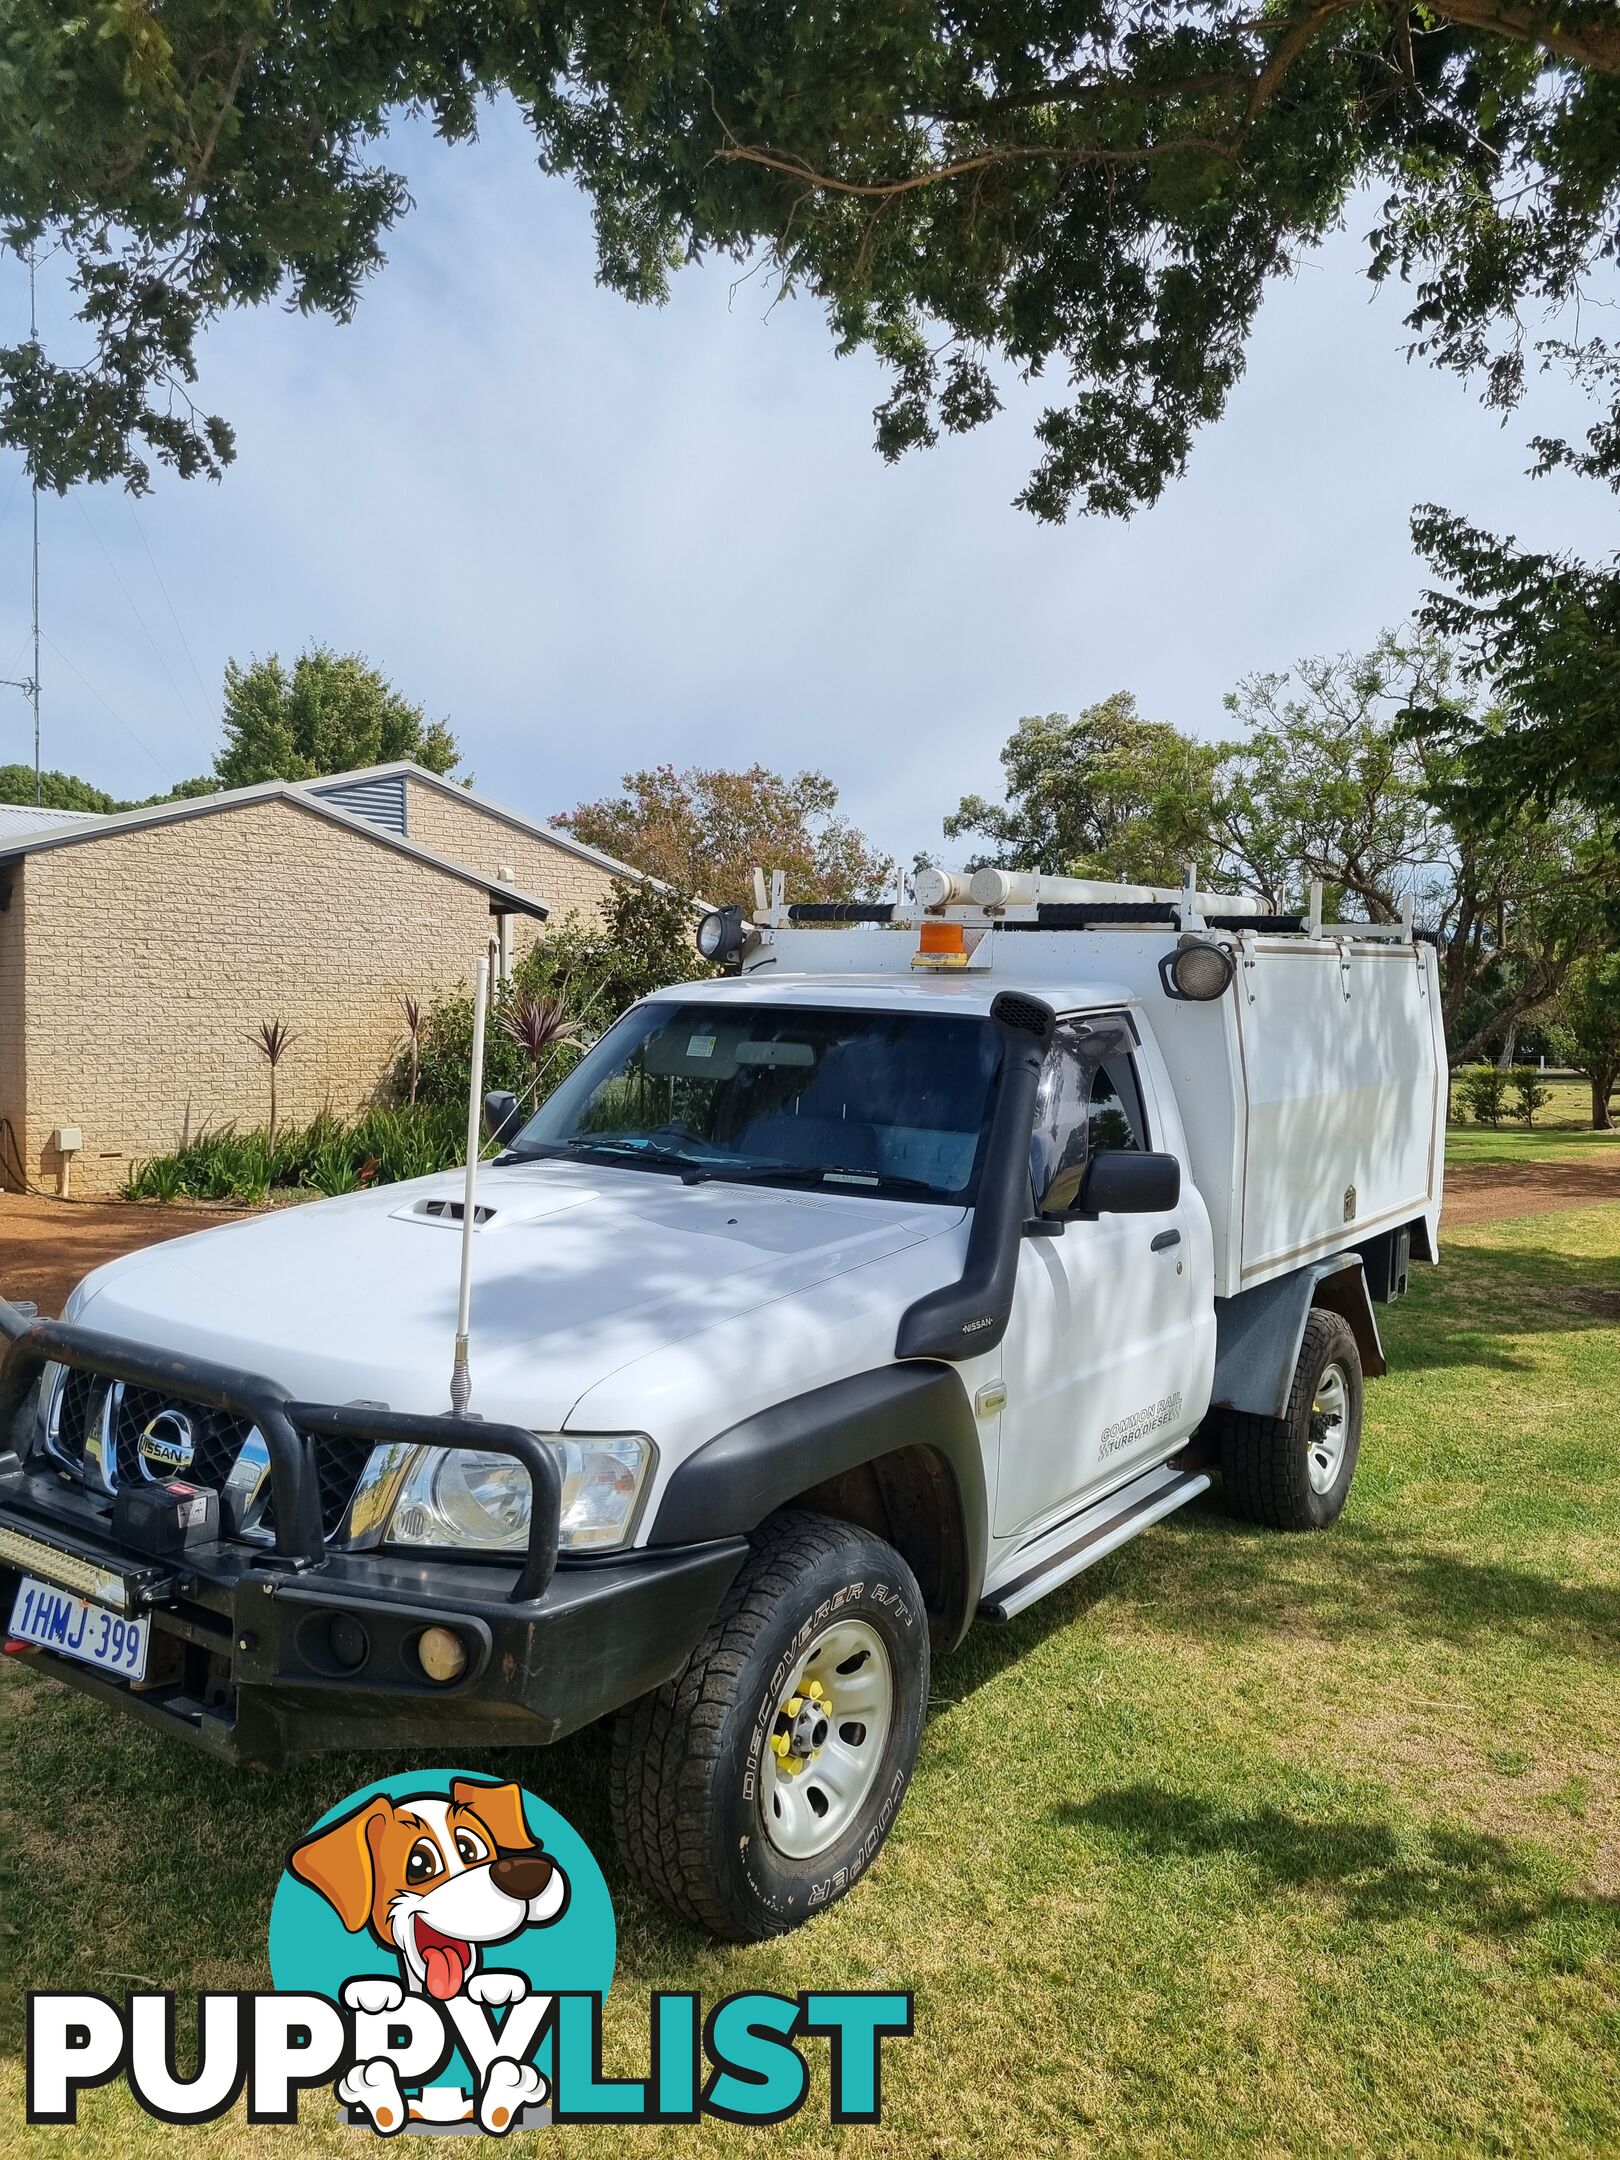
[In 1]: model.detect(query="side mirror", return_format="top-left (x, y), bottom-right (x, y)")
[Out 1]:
top-left (1075, 1150), bottom-right (1180, 1217)
top-left (483, 1090), bottom-right (522, 1146)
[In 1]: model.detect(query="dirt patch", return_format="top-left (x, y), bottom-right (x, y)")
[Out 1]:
top-left (2, 1156), bottom-right (1613, 1324)
top-left (0, 1192), bottom-right (247, 1318)
top-left (1443, 1155), bottom-right (1620, 1227)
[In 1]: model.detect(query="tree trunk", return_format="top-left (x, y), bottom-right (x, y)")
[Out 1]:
top-left (1497, 1020), bottom-right (1518, 1071)
top-left (1594, 1070), bottom-right (1617, 1133)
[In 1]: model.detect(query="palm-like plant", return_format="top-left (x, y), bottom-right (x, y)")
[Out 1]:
top-left (248, 1017), bottom-right (299, 1147)
top-left (401, 993), bottom-right (424, 1106)
top-left (499, 990), bottom-right (583, 1078)
top-left (498, 989), bottom-right (587, 1126)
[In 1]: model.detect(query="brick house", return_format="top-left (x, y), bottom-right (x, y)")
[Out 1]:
top-left (0, 765), bottom-right (646, 1196)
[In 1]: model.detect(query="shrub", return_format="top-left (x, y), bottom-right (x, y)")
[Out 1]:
top-left (1510, 1066), bottom-right (1551, 1127)
top-left (400, 879), bottom-right (710, 1116)
top-left (122, 1105), bottom-right (466, 1206)
top-left (1455, 1065), bottom-right (1510, 1127)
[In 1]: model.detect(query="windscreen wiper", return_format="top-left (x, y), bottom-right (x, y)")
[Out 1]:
top-left (714, 1163), bottom-right (949, 1200)
top-left (509, 1136), bottom-right (711, 1177)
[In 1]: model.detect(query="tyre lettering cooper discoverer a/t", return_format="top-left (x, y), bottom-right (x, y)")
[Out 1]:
top-left (611, 1512), bottom-right (930, 1940)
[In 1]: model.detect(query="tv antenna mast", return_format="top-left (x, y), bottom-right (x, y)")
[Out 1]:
top-left (0, 245), bottom-right (41, 802)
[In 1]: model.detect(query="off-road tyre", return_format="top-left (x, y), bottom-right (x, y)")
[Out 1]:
top-left (1215, 1309), bottom-right (1363, 1530)
top-left (610, 1508), bottom-right (929, 1940)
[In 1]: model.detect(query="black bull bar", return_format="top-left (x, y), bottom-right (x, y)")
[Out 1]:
top-left (0, 1298), bottom-right (563, 1598)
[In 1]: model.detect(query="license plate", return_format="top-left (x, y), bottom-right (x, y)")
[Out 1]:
top-left (8, 1574), bottom-right (150, 1681)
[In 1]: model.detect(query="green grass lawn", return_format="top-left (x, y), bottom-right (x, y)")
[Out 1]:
top-left (1446, 1075), bottom-right (1618, 1167)
top-left (4, 1200), bottom-right (1620, 2156)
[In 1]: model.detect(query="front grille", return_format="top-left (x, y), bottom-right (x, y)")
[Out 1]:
top-left (261, 1433), bottom-right (374, 1540)
top-left (110, 1384), bottom-right (254, 1490)
top-left (55, 1367), bottom-right (100, 1458)
top-left (44, 1372), bottom-right (370, 1540)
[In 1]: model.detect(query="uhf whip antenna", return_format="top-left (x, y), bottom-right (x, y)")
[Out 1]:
top-left (0, 246), bottom-right (41, 800)
top-left (450, 933), bottom-right (500, 1417)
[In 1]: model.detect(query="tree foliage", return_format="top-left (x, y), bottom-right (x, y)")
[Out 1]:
top-left (0, 762), bottom-right (122, 813)
top-left (1213, 638), bottom-right (1617, 1059)
top-left (946, 633), bottom-right (1620, 1061)
top-left (214, 644), bottom-right (458, 788)
top-left (1553, 953), bottom-right (1620, 1131)
top-left (4, 4), bottom-right (1619, 518)
top-left (404, 878), bottom-right (709, 1113)
top-left (557, 763), bottom-right (895, 911)
top-left (1405, 507), bottom-right (1620, 832)
top-left (945, 693), bottom-right (1217, 886)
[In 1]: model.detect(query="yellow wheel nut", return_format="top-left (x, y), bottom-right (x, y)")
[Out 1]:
top-left (805, 1679), bottom-right (825, 1700)
top-left (786, 1696), bottom-right (803, 1716)
top-left (772, 1732), bottom-right (791, 1756)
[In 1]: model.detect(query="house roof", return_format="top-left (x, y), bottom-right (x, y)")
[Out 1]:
top-left (0, 802), bottom-right (109, 843)
top-left (302, 760), bottom-right (658, 887)
top-left (0, 779), bottom-right (549, 920)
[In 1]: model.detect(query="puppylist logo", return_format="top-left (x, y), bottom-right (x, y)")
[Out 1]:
top-left (26, 1769), bottom-right (912, 2131)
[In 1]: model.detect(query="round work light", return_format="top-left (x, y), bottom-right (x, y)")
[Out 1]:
top-left (1159, 937), bottom-right (1236, 1002)
top-left (697, 905), bottom-right (746, 963)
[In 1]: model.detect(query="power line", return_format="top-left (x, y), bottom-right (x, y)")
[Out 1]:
top-left (38, 630), bottom-right (173, 787)
top-left (126, 503), bottom-right (220, 728)
top-left (77, 496), bottom-right (214, 756)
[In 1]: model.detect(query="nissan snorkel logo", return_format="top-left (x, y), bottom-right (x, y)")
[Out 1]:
top-left (138, 1408), bottom-right (196, 1480)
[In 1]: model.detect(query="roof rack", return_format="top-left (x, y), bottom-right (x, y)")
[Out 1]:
top-left (751, 866), bottom-right (1416, 945)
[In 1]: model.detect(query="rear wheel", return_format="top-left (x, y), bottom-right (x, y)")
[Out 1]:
top-left (610, 1509), bottom-right (929, 1940)
top-left (1216, 1309), bottom-right (1363, 1530)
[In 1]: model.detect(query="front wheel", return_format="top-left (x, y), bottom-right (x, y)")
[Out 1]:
top-left (610, 1509), bottom-right (929, 1939)
top-left (1216, 1308), bottom-right (1363, 1530)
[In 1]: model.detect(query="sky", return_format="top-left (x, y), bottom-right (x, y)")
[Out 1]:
top-left (0, 97), bottom-right (1612, 874)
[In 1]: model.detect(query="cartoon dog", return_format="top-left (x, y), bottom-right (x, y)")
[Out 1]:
top-left (288, 1778), bottom-right (570, 2133)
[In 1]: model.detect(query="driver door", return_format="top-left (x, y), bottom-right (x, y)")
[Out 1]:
top-left (993, 1012), bottom-right (1200, 1538)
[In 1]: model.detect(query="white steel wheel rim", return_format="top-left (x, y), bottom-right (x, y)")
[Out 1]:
top-left (760, 1617), bottom-right (893, 1862)
top-left (1307, 1361), bottom-right (1350, 1494)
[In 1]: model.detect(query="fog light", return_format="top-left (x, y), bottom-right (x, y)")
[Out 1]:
top-left (417, 1625), bottom-right (468, 1685)
top-left (327, 1614), bottom-right (369, 1672)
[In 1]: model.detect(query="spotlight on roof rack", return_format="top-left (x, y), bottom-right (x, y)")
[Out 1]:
top-left (697, 904), bottom-right (748, 965)
top-left (1159, 936), bottom-right (1235, 1003)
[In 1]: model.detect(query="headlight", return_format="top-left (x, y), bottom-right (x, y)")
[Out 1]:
top-left (383, 1434), bottom-right (654, 1555)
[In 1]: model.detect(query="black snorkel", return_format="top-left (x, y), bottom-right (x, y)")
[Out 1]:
top-left (894, 989), bottom-right (1056, 1361)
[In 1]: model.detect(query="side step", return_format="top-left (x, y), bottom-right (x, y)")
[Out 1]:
top-left (978, 1463), bottom-right (1211, 1621)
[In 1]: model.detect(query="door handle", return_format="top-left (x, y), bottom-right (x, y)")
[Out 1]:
top-left (1150, 1228), bottom-right (1181, 1252)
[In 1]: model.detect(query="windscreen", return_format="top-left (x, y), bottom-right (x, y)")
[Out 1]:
top-left (511, 1002), bottom-right (1001, 1201)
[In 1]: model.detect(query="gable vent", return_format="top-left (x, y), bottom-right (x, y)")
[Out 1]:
top-left (311, 772), bottom-right (408, 835)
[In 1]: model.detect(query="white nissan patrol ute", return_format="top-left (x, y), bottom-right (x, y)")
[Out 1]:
top-left (0, 869), bottom-right (1445, 1939)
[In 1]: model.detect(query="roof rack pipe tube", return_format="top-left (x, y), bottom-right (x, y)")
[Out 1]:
top-left (895, 991), bottom-right (1056, 1362)
top-left (968, 867), bottom-right (1270, 918)
top-left (913, 867), bottom-right (977, 910)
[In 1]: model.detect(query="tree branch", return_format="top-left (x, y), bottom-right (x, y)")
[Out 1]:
top-left (711, 133), bottom-right (1238, 197)
top-left (1421, 0), bottom-right (1620, 74)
